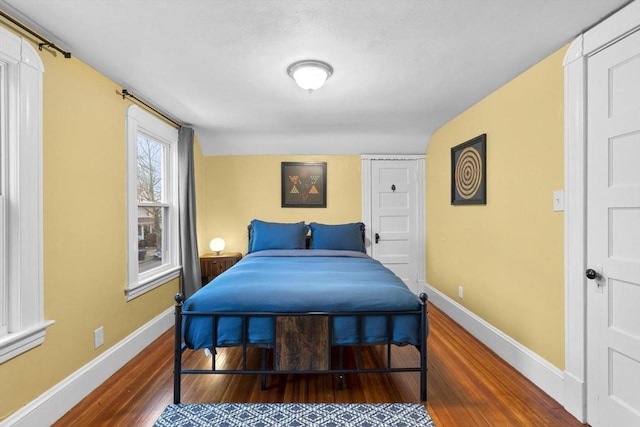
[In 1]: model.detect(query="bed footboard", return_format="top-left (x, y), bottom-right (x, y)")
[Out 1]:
top-left (173, 292), bottom-right (428, 403)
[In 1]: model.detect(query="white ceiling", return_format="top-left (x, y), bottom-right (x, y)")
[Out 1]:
top-left (0, 0), bottom-right (630, 155)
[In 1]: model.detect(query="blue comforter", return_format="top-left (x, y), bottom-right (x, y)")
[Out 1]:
top-left (182, 250), bottom-right (424, 349)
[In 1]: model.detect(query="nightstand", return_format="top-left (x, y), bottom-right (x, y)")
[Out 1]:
top-left (200, 252), bottom-right (242, 285)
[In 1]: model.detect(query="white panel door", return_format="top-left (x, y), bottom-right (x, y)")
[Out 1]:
top-left (586, 29), bottom-right (640, 427)
top-left (371, 160), bottom-right (418, 293)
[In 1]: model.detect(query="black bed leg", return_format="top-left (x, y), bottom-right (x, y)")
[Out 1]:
top-left (420, 363), bottom-right (426, 401)
top-left (420, 292), bottom-right (428, 401)
top-left (173, 293), bottom-right (184, 404)
top-left (261, 348), bottom-right (267, 391)
top-left (337, 346), bottom-right (344, 390)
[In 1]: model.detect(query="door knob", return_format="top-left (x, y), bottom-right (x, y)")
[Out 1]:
top-left (375, 233), bottom-right (380, 244)
top-left (585, 268), bottom-right (600, 280)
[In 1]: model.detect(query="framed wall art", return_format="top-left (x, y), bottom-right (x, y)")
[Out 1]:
top-left (281, 162), bottom-right (327, 208)
top-left (451, 134), bottom-right (486, 205)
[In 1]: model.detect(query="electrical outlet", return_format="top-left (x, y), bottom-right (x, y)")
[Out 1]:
top-left (94, 326), bottom-right (104, 349)
top-left (458, 286), bottom-right (464, 299)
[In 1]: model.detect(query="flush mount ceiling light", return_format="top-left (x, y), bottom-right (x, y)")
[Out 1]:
top-left (287, 60), bottom-right (333, 93)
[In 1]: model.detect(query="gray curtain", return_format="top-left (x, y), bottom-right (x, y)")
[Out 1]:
top-left (178, 126), bottom-right (201, 298)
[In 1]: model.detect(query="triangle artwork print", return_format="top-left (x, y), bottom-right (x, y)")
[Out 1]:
top-left (281, 162), bottom-right (326, 208)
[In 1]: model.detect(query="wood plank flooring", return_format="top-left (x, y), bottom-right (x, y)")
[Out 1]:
top-left (53, 303), bottom-right (584, 426)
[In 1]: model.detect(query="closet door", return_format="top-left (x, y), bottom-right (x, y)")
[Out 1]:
top-left (370, 159), bottom-right (419, 294)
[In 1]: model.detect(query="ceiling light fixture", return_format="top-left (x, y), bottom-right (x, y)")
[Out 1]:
top-left (287, 60), bottom-right (333, 93)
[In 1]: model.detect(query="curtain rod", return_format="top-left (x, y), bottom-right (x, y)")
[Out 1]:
top-left (119, 89), bottom-right (182, 128)
top-left (0, 9), bottom-right (71, 58)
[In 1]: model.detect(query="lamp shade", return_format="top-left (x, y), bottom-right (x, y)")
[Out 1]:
top-left (287, 60), bottom-right (333, 93)
top-left (209, 237), bottom-right (225, 254)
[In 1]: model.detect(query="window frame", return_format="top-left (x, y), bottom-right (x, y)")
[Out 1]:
top-left (1, 60), bottom-right (7, 338)
top-left (0, 26), bottom-right (54, 364)
top-left (126, 105), bottom-right (180, 300)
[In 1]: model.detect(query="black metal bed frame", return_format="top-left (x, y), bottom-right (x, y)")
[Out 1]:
top-left (173, 292), bottom-right (428, 403)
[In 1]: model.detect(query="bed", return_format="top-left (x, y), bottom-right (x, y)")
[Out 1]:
top-left (173, 220), bottom-right (428, 403)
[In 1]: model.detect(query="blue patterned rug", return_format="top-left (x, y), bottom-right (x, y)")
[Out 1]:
top-left (153, 402), bottom-right (435, 426)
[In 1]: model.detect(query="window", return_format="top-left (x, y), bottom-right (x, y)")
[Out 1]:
top-left (126, 106), bottom-right (179, 299)
top-left (0, 26), bottom-right (53, 364)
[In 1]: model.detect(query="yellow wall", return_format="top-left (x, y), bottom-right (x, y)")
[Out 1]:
top-left (426, 46), bottom-right (567, 368)
top-left (198, 155), bottom-right (362, 254)
top-left (0, 31), bottom-right (178, 420)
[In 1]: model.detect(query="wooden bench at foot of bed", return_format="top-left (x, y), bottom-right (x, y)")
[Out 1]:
top-left (275, 316), bottom-right (329, 371)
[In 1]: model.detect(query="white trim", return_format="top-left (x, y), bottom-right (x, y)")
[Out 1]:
top-left (0, 320), bottom-right (55, 365)
top-left (0, 306), bottom-right (174, 427)
top-left (125, 267), bottom-right (181, 300)
top-left (0, 25), bottom-right (51, 363)
top-left (361, 154), bottom-right (426, 161)
top-left (423, 283), bottom-right (566, 405)
top-left (416, 159), bottom-right (425, 286)
top-left (562, 1), bottom-right (640, 423)
top-left (562, 37), bottom-right (588, 422)
top-left (583, 1), bottom-right (640, 55)
top-left (0, 63), bottom-right (7, 337)
top-left (361, 154), bottom-right (426, 287)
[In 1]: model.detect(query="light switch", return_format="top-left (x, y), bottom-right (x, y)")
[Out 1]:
top-left (553, 190), bottom-right (564, 212)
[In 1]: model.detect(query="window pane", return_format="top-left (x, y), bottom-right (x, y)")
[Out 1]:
top-left (138, 206), bottom-right (164, 274)
top-left (137, 135), bottom-right (164, 203)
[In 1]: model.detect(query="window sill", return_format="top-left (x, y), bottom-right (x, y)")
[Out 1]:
top-left (0, 320), bottom-right (56, 364)
top-left (126, 266), bottom-right (181, 301)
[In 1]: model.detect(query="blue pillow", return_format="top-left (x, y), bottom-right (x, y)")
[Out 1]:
top-left (309, 222), bottom-right (366, 252)
top-left (248, 219), bottom-right (309, 253)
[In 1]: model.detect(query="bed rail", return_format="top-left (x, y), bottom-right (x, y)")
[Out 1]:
top-left (173, 292), bottom-right (428, 403)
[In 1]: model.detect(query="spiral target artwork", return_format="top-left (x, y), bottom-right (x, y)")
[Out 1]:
top-left (451, 134), bottom-right (486, 205)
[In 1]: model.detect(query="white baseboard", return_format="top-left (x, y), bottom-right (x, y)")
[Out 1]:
top-left (1, 306), bottom-right (174, 427)
top-left (421, 283), bottom-right (566, 406)
top-left (563, 371), bottom-right (586, 423)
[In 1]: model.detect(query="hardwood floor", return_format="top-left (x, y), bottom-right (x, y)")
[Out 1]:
top-left (53, 303), bottom-right (584, 426)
